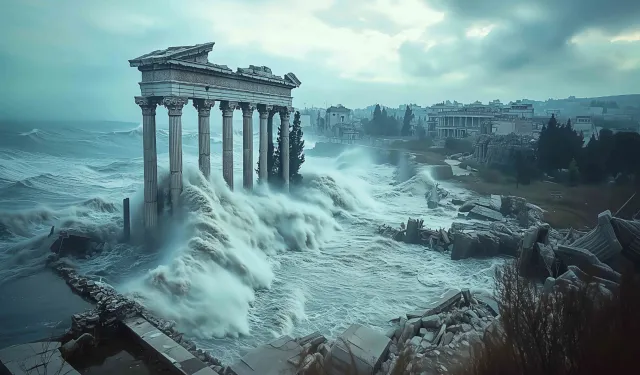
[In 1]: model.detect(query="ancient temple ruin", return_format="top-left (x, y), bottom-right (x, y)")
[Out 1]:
top-left (473, 133), bottom-right (536, 168)
top-left (130, 42), bottom-right (301, 232)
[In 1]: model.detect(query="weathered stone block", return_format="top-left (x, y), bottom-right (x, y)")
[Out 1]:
top-left (228, 335), bottom-right (303, 375)
top-left (328, 324), bottom-right (391, 375)
top-left (452, 232), bottom-right (480, 260)
top-left (421, 315), bottom-right (442, 329)
top-left (468, 205), bottom-right (504, 222)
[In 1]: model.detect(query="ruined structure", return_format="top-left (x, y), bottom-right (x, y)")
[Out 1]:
top-left (130, 43), bottom-right (301, 232)
top-left (473, 133), bottom-right (536, 168)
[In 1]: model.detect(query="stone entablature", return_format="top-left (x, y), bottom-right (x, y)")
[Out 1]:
top-left (130, 42), bottom-right (300, 107)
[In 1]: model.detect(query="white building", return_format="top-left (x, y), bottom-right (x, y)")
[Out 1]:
top-left (505, 103), bottom-right (534, 118)
top-left (325, 105), bottom-right (352, 128)
top-left (435, 110), bottom-right (495, 138)
top-left (492, 118), bottom-right (535, 135)
top-left (573, 115), bottom-right (597, 144)
top-left (430, 102), bottom-right (461, 113)
top-left (299, 114), bottom-right (311, 128)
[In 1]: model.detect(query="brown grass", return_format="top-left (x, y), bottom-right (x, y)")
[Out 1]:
top-left (452, 174), bottom-right (636, 228)
top-left (456, 260), bottom-right (640, 375)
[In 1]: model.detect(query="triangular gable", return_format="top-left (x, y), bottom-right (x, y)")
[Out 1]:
top-left (129, 42), bottom-right (215, 67)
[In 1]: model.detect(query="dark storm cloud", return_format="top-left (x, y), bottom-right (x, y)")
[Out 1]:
top-left (401, 0), bottom-right (640, 80)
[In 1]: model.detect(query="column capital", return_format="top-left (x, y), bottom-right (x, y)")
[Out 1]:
top-left (220, 101), bottom-right (239, 117)
top-left (193, 99), bottom-right (216, 116)
top-left (268, 107), bottom-right (278, 119)
top-left (257, 104), bottom-right (273, 117)
top-left (256, 104), bottom-right (273, 115)
top-left (135, 96), bottom-right (159, 116)
top-left (241, 103), bottom-right (256, 117)
top-left (162, 96), bottom-right (188, 116)
top-left (278, 106), bottom-right (293, 121)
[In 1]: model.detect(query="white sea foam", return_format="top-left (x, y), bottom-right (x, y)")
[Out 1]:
top-left (0, 122), bottom-right (503, 363)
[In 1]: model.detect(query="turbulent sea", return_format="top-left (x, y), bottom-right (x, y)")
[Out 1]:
top-left (0, 119), bottom-right (501, 363)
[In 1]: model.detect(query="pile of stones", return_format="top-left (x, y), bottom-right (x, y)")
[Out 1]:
top-left (378, 289), bottom-right (499, 375)
top-left (517, 210), bottom-right (637, 298)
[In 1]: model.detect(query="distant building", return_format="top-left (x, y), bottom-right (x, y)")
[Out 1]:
top-left (573, 115), bottom-right (597, 145)
top-left (492, 118), bottom-right (535, 135)
top-left (435, 109), bottom-right (495, 138)
top-left (546, 109), bottom-right (562, 116)
top-left (330, 122), bottom-right (361, 144)
top-left (506, 103), bottom-right (534, 118)
top-left (589, 107), bottom-right (605, 116)
top-left (430, 102), bottom-right (460, 113)
top-left (299, 114), bottom-right (311, 128)
top-left (325, 104), bottom-right (352, 128)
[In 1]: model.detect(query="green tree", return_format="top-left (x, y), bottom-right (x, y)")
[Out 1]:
top-left (271, 123), bottom-right (284, 185)
top-left (416, 117), bottom-right (426, 139)
top-left (370, 104), bottom-right (384, 136)
top-left (568, 158), bottom-right (580, 186)
top-left (289, 111), bottom-right (305, 185)
top-left (401, 105), bottom-right (414, 136)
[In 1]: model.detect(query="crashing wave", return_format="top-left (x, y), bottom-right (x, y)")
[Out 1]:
top-left (124, 165), bottom-right (371, 338)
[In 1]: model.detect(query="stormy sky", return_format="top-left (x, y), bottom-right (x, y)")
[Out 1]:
top-left (1, 0), bottom-right (639, 121)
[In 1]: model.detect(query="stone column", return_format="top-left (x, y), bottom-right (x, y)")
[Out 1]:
top-left (267, 109), bottom-right (276, 181)
top-left (163, 96), bottom-right (188, 213)
top-left (220, 101), bottom-right (238, 189)
top-left (241, 103), bottom-right (255, 190)
top-left (135, 96), bottom-right (159, 232)
top-left (279, 107), bottom-right (291, 192)
top-left (257, 104), bottom-right (272, 183)
top-left (193, 99), bottom-right (216, 179)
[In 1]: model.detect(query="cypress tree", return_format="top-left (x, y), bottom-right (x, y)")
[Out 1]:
top-left (289, 111), bottom-right (306, 185)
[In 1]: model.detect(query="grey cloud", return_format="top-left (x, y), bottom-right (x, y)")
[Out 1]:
top-left (419, 0), bottom-right (640, 72)
top-left (400, 0), bottom-right (640, 95)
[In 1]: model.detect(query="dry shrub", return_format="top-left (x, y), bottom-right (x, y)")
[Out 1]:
top-left (458, 260), bottom-right (640, 375)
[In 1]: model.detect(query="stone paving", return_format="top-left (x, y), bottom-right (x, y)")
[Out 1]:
top-left (0, 342), bottom-right (79, 375)
top-left (123, 317), bottom-right (219, 375)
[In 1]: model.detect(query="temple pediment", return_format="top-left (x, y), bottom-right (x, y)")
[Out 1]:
top-left (129, 42), bottom-right (215, 67)
top-left (284, 73), bottom-right (301, 87)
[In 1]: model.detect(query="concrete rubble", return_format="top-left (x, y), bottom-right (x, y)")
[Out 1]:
top-left (378, 194), bottom-right (544, 261)
top-left (380, 289), bottom-right (499, 375)
top-left (516, 209), bottom-right (640, 296)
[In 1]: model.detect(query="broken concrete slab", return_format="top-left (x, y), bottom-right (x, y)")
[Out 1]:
top-left (424, 290), bottom-right (463, 316)
top-left (570, 210), bottom-right (623, 264)
top-left (468, 205), bottom-right (504, 222)
top-left (406, 310), bottom-right (426, 319)
top-left (476, 231), bottom-right (500, 257)
top-left (0, 342), bottom-right (80, 375)
top-left (228, 335), bottom-right (303, 375)
top-left (433, 324), bottom-right (447, 346)
top-left (421, 315), bottom-right (442, 329)
top-left (451, 232), bottom-right (480, 260)
top-left (475, 295), bottom-right (499, 317)
top-left (123, 317), bottom-right (218, 375)
top-left (555, 245), bottom-right (621, 282)
top-left (426, 165), bottom-right (454, 181)
top-left (328, 324), bottom-right (391, 375)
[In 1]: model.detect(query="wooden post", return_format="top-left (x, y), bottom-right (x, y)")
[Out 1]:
top-left (123, 198), bottom-right (130, 242)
